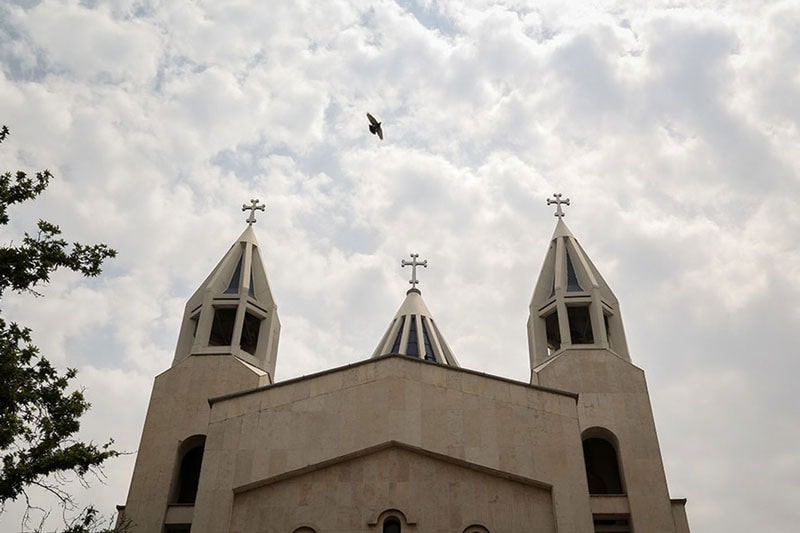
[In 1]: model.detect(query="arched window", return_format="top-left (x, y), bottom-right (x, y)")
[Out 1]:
top-left (172, 435), bottom-right (206, 504)
top-left (383, 517), bottom-right (401, 533)
top-left (370, 509), bottom-right (412, 531)
top-left (292, 528), bottom-right (316, 533)
top-left (582, 436), bottom-right (624, 494)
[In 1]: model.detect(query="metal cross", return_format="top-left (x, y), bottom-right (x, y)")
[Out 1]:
top-left (242, 199), bottom-right (266, 225)
top-left (546, 193), bottom-right (570, 218)
top-left (401, 253), bottom-right (428, 289)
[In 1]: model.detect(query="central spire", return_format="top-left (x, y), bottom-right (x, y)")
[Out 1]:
top-left (372, 254), bottom-right (458, 366)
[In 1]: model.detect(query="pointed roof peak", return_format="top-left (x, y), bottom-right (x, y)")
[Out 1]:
top-left (527, 195), bottom-right (631, 367)
top-left (394, 287), bottom-right (433, 318)
top-left (372, 287), bottom-right (459, 366)
top-left (371, 256), bottom-right (458, 366)
top-left (171, 200), bottom-right (281, 378)
top-left (545, 192), bottom-right (575, 240)
top-left (550, 217), bottom-right (575, 240)
top-left (237, 223), bottom-right (260, 244)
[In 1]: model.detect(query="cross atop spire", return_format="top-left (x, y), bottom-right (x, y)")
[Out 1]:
top-left (242, 199), bottom-right (266, 225)
top-left (546, 193), bottom-right (570, 218)
top-left (401, 253), bottom-right (428, 290)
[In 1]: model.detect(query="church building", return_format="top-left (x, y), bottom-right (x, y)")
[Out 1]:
top-left (119, 195), bottom-right (690, 532)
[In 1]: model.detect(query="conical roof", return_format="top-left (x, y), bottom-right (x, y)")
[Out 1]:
top-left (172, 224), bottom-right (281, 381)
top-left (372, 288), bottom-right (459, 366)
top-left (189, 225), bottom-right (276, 303)
top-left (527, 216), bottom-right (630, 369)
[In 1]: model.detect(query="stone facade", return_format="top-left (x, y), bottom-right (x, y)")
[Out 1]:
top-left (119, 218), bottom-right (690, 533)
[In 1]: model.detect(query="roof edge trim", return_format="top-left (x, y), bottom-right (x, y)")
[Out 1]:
top-left (232, 440), bottom-right (554, 494)
top-left (208, 353), bottom-right (578, 406)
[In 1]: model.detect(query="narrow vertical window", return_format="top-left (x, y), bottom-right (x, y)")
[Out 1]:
top-left (603, 313), bottom-right (612, 348)
top-left (176, 446), bottom-right (203, 503)
top-left (390, 316), bottom-right (406, 353)
top-left (406, 315), bottom-right (419, 356)
top-left (173, 436), bottom-right (206, 504)
top-left (583, 437), bottom-right (623, 494)
top-left (208, 308), bottom-right (236, 346)
top-left (421, 319), bottom-right (436, 362)
top-left (568, 305), bottom-right (594, 344)
top-left (545, 311), bottom-right (561, 353)
top-left (225, 254), bottom-right (243, 294)
top-left (565, 249), bottom-right (583, 292)
top-left (240, 311), bottom-right (262, 355)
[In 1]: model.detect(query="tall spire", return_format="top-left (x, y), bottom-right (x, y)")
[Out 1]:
top-left (527, 195), bottom-right (629, 370)
top-left (172, 202), bottom-right (281, 381)
top-left (372, 254), bottom-right (458, 366)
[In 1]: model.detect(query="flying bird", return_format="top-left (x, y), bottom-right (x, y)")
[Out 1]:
top-left (366, 112), bottom-right (383, 140)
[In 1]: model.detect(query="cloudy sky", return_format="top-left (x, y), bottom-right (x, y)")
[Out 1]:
top-left (1, 0), bottom-right (799, 531)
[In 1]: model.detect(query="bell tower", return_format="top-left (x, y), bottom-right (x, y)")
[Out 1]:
top-left (120, 201), bottom-right (280, 532)
top-left (529, 194), bottom-right (689, 533)
top-left (527, 193), bottom-right (629, 371)
top-left (372, 253), bottom-right (459, 366)
top-left (172, 199), bottom-right (280, 380)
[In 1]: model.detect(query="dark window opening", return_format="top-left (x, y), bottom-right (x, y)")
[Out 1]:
top-left (430, 319), bottom-right (454, 362)
top-left (225, 255), bottom-right (243, 294)
top-left (603, 313), bottom-right (612, 348)
top-left (568, 305), bottom-right (594, 344)
top-left (208, 308), bottom-right (236, 346)
top-left (240, 311), bottom-right (262, 355)
top-left (391, 316), bottom-right (406, 353)
top-left (592, 514), bottom-right (631, 533)
top-left (383, 518), bottom-right (401, 533)
top-left (566, 249), bottom-right (583, 292)
top-left (421, 319), bottom-right (436, 362)
top-left (164, 526), bottom-right (192, 533)
top-left (583, 438), bottom-right (623, 494)
top-left (175, 445), bottom-right (204, 504)
top-left (406, 316), bottom-right (419, 356)
top-left (545, 311), bottom-right (561, 352)
top-left (248, 269), bottom-right (256, 298)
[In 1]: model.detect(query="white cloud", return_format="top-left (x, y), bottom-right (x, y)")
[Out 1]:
top-left (1, 1), bottom-right (799, 531)
top-left (11, 1), bottom-right (161, 84)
